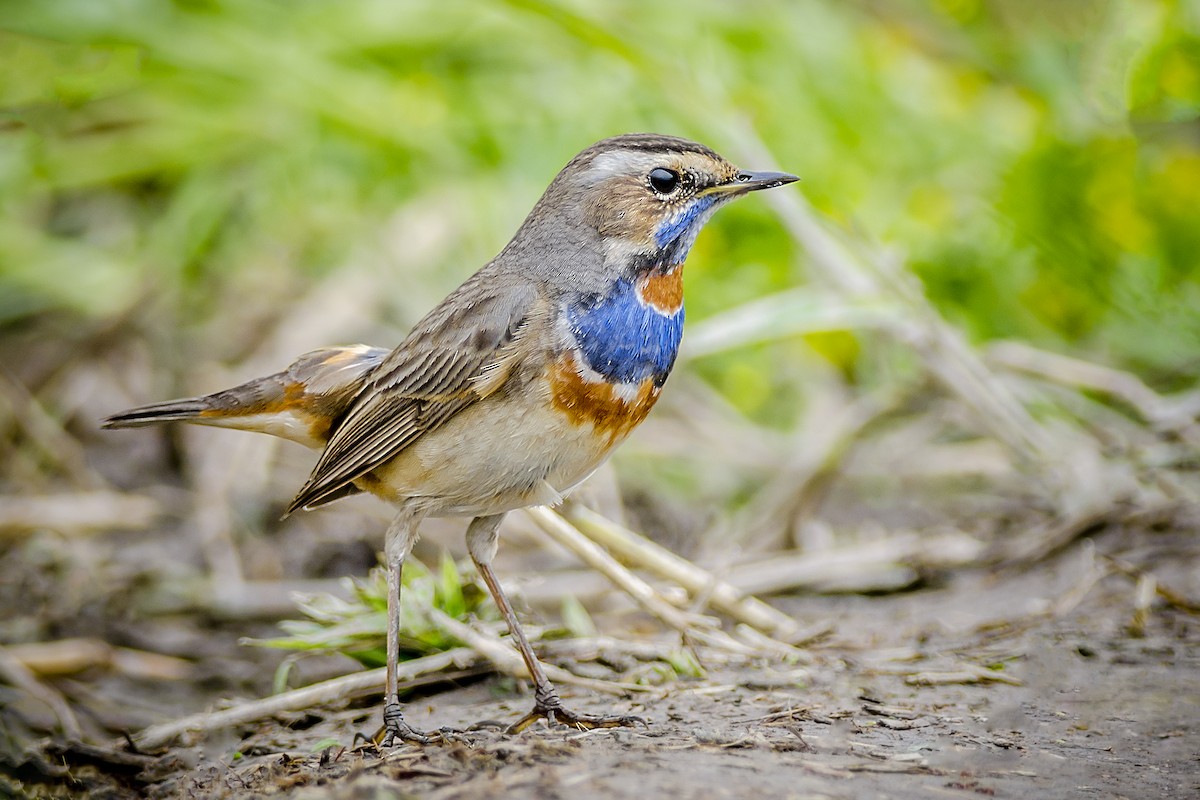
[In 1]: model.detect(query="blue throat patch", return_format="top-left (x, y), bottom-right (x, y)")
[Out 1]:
top-left (566, 194), bottom-right (725, 385)
top-left (654, 195), bottom-right (719, 250)
top-left (567, 277), bottom-right (684, 386)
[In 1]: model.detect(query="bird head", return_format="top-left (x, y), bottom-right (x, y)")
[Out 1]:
top-left (536, 133), bottom-right (798, 271)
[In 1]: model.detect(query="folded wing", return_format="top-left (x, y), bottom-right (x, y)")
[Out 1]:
top-left (285, 276), bottom-right (542, 514)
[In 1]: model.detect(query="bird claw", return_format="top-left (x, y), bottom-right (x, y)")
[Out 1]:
top-left (507, 690), bottom-right (646, 734)
top-left (377, 702), bottom-right (467, 747)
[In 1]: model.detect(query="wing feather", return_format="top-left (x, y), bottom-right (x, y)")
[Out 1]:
top-left (285, 276), bottom-right (542, 514)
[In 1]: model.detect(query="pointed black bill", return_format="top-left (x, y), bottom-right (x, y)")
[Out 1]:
top-left (706, 169), bottom-right (799, 196)
top-left (732, 169), bottom-right (799, 191)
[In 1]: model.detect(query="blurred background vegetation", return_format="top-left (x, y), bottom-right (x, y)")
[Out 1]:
top-left (0, 0), bottom-right (1196, 561)
top-left (2, 0), bottom-right (1197, 555)
top-left (4, 0), bottom-right (1198, 382)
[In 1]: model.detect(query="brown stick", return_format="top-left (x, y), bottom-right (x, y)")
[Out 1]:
top-left (524, 507), bottom-right (755, 654)
top-left (0, 642), bottom-right (81, 740)
top-left (3, 638), bottom-right (190, 680)
top-left (566, 505), bottom-right (808, 642)
top-left (131, 648), bottom-right (477, 750)
top-left (0, 492), bottom-right (160, 536)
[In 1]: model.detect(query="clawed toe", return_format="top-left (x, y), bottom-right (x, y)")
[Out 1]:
top-left (507, 695), bottom-right (646, 734)
top-left (378, 723), bottom-right (468, 748)
top-left (377, 702), bottom-right (467, 747)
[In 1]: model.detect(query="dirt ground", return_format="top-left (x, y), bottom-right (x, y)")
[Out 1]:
top-left (3, 521), bottom-right (1196, 800)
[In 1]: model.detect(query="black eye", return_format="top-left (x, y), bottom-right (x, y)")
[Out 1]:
top-left (648, 167), bottom-right (680, 195)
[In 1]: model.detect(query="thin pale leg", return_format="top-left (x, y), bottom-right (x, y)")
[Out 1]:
top-left (466, 514), bottom-right (644, 734)
top-left (378, 502), bottom-right (439, 747)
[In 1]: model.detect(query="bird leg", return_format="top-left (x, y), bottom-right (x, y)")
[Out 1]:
top-left (466, 514), bottom-right (644, 734)
top-left (377, 503), bottom-right (460, 747)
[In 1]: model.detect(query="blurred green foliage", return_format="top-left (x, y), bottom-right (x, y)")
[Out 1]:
top-left (250, 554), bottom-right (494, 669)
top-left (250, 554), bottom-right (703, 684)
top-left (1, 0), bottom-right (1198, 393)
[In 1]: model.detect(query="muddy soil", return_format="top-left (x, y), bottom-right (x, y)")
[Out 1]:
top-left (3, 526), bottom-right (1197, 799)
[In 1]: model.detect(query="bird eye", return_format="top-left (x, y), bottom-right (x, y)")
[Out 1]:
top-left (648, 167), bottom-right (680, 195)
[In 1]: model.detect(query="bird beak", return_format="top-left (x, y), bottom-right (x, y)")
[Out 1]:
top-left (705, 169), bottom-right (799, 196)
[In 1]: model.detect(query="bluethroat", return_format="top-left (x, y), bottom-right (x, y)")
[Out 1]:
top-left (105, 133), bottom-right (798, 745)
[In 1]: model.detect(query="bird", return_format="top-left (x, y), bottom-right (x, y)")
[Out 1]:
top-left (104, 133), bottom-right (798, 746)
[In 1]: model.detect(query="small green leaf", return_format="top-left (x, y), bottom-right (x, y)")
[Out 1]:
top-left (560, 595), bottom-right (597, 638)
top-left (664, 648), bottom-right (705, 679)
top-left (272, 657), bottom-right (297, 695)
top-left (437, 551), bottom-right (466, 619)
top-left (243, 557), bottom-right (497, 668)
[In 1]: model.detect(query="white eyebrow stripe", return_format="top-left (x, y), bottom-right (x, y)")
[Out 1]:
top-left (583, 150), bottom-right (669, 185)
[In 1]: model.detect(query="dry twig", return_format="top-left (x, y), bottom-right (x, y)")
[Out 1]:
top-left (131, 648), bottom-right (478, 750)
top-left (566, 505), bottom-right (809, 643)
top-left (523, 507), bottom-right (755, 654)
top-left (0, 492), bottom-right (161, 536)
top-left (3, 638), bottom-right (190, 680)
top-left (996, 500), bottom-right (1180, 567)
top-left (1128, 573), bottom-right (1156, 638)
top-left (726, 529), bottom-right (984, 596)
top-left (902, 665), bottom-right (1022, 687)
top-left (1103, 554), bottom-right (1200, 615)
top-left (988, 340), bottom-right (1200, 440)
top-left (0, 642), bottom-right (81, 740)
top-left (425, 607), bottom-right (647, 696)
top-left (728, 391), bottom-right (903, 552)
top-left (0, 368), bottom-right (109, 490)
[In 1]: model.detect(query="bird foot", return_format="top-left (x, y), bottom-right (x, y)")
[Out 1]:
top-left (377, 702), bottom-right (467, 747)
top-left (507, 689), bottom-right (646, 734)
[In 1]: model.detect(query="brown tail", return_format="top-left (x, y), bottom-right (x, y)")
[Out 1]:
top-left (104, 344), bottom-right (390, 510)
top-left (101, 344), bottom-right (388, 450)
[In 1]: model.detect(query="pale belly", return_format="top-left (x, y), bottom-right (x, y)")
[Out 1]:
top-left (361, 389), bottom-right (620, 517)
